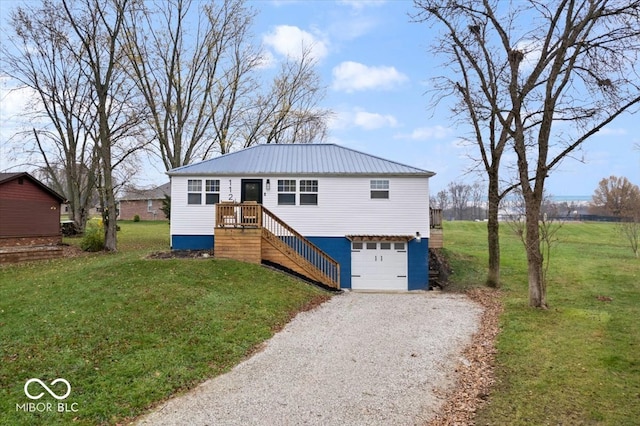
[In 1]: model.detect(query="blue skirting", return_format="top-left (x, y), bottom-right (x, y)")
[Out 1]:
top-left (408, 238), bottom-right (429, 290)
top-left (306, 237), bottom-right (353, 289)
top-left (170, 233), bottom-right (429, 290)
top-left (171, 235), bottom-right (214, 250)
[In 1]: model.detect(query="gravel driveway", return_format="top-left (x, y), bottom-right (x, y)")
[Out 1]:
top-left (136, 292), bottom-right (482, 426)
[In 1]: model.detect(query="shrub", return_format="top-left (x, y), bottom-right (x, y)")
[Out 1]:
top-left (81, 219), bottom-right (105, 252)
top-left (133, 215), bottom-right (140, 222)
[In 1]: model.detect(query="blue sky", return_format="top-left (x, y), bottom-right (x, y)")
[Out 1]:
top-left (1, 0), bottom-right (639, 196)
top-left (252, 0), bottom-right (640, 196)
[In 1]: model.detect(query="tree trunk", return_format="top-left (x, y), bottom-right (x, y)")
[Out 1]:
top-left (486, 175), bottom-right (501, 288)
top-left (524, 198), bottom-right (546, 308)
top-left (99, 110), bottom-right (118, 252)
top-left (102, 167), bottom-right (118, 252)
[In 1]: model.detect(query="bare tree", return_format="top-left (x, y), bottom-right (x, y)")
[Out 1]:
top-left (62, 0), bottom-right (146, 251)
top-left (123, 0), bottom-right (331, 168)
top-left (435, 189), bottom-right (449, 211)
top-left (123, 0), bottom-right (257, 167)
top-left (470, 181), bottom-right (484, 220)
top-left (448, 181), bottom-right (471, 220)
top-left (412, 1), bottom-right (518, 288)
top-left (2, 1), bottom-right (99, 233)
top-left (506, 189), bottom-right (564, 295)
top-left (414, 0), bottom-right (640, 308)
top-left (243, 49), bottom-right (332, 147)
top-left (619, 217), bottom-right (640, 258)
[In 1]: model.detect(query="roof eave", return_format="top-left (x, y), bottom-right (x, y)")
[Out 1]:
top-left (167, 171), bottom-right (435, 178)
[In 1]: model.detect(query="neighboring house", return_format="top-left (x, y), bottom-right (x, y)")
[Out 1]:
top-left (118, 182), bottom-right (170, 221)
top-left (0, 172), bottom-right (65, 262)
top-left (168, 144), bottom-right (436, 291)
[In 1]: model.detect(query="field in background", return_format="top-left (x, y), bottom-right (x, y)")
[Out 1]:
top-left (444, 221), bottom-right (640, 425)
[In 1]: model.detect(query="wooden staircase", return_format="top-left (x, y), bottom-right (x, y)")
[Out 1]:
top-left (430, 208), bottom-right (444, 248)
top-left (214, 202), bottom-right (340, 289)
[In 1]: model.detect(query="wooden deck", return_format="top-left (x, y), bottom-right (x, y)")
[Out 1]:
top-left (215, 202), bottom-right (340, 289)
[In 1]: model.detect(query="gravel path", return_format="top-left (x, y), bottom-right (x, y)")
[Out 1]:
top-left (136, 292), bottom-right (483, 426)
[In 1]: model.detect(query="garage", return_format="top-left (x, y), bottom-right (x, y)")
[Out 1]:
top-left (351, 240), bottom-right (408, 290)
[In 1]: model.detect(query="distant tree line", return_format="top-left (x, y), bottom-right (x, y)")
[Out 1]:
top-left (430, 181), bottom-right (487, 221)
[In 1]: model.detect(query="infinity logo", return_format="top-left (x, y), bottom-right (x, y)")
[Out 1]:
top-left (24, 378), bottom-right (71, 400)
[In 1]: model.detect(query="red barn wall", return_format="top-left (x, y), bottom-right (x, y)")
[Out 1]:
top-left (0, 178), bottom-right (62, 242)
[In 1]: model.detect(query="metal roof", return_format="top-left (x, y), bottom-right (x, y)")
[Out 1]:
top-left (168, 144), bottom-right (435, 177)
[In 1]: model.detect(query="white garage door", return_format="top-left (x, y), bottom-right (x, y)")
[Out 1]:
top-left (351, 241), bottom-right (408, 290)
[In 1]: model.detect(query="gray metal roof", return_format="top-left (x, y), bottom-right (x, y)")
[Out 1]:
top-left (168, 144), bottom-right (435, 177)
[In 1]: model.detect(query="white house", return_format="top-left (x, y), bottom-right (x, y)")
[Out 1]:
top-left (167, 144), bottom-right (436, 291)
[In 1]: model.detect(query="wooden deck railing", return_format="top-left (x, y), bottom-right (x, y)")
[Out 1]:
top-left (215, 202), bottom-right (340, 289)
top-left (216, 202), bottom-right (262, 227)
top-left (430, 208), bottom-right (443, 229)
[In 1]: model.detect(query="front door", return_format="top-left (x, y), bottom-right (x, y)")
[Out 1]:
top-left (241, 179), bottom-right (263, 204)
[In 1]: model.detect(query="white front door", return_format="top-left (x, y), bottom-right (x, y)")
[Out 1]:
top-left (351, 241), bottom-right (408, 290)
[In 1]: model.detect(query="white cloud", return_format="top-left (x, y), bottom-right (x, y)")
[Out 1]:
top-left (263, 25), bottom-right (329, 62)
top-left (514, 40), bottom-right (543, 73)
top-left (328, 107), bottom-right (398, 131)
top-left (354, 110), bottom-right (398, 130)
top-left (338, 0), bottom-right (386, 10)
top-left (395, 125), bottom-right (453, 141)
top-left (0, 77), bottom-right (34, 122)
top-left (331, 61), bottom-right (408, 92)
top-left (597, 127), bottom-right (628, 136)
top-left (329, 15), bottom-right (377, 41)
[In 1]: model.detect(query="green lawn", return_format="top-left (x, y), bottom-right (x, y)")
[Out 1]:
top-left (445, 221), bottom-right (640, 425)
top-left (3, 220), bottom-right (637, 425)
top-left (0, 221), bottom-right (330, 425)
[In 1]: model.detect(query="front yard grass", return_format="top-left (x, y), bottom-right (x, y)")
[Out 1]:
top-left (445, 221), bottom-right (640, 425)
top-left (0, 221), bottom-right (330, 425)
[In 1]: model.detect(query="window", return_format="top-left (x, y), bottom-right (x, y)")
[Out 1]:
top-left (380, 242), bottom-right (391, 250)
top-left (394, 242), bottom-right (406, 251)
top-left (205, 179), bottom-right (220, 205)
top-left (370, 180), bottom-right (389, 199)
top-left (299, 180), bottom-right (318, 205)
top-left (278, 179), bottom-right (296, 205)
top-left (352, 242), bottom-right (363, 250)
top-left (366, 242), bottom-right (377, 250)
top-left (187, 179), bottom-right (202, 204)
top-left (147, 199), bottom-right (153, 212)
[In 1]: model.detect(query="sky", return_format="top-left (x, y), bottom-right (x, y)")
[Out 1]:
top-left (1, 0), bottom-right (639, 197)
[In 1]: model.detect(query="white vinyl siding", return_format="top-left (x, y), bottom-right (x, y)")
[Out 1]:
top-left (263, 176), bottom-right (429, 237)
top-left (171, 176), bottom-right (240, 236)
top-left (171, 175), bottom-right (430, 238)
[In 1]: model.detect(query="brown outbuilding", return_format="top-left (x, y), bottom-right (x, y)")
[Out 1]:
top-left (0, 172), bottom-right (66, 263)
